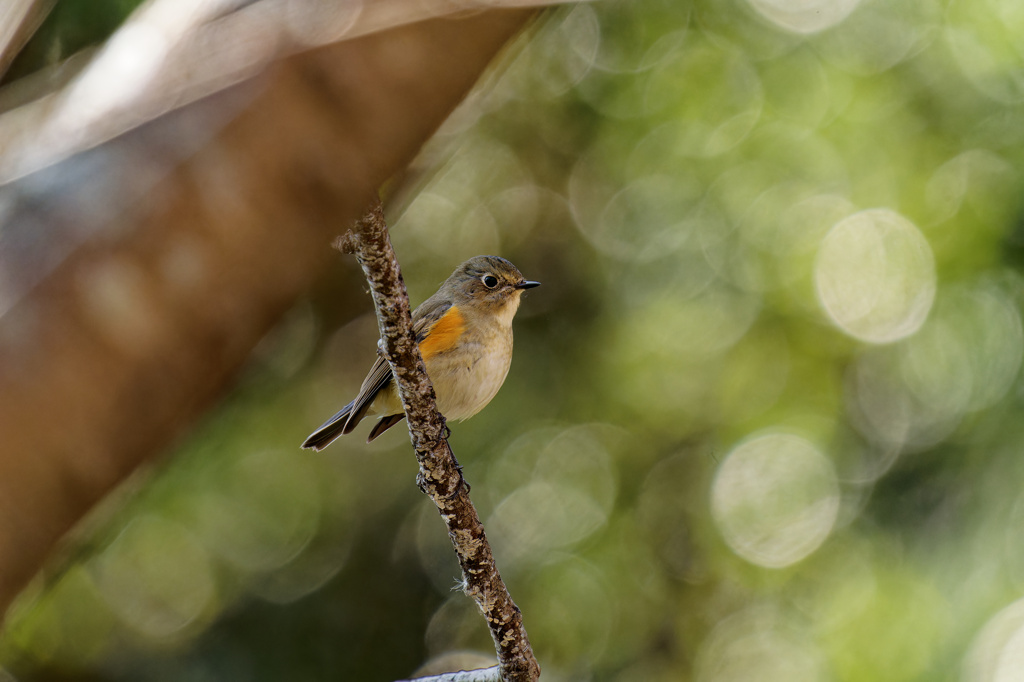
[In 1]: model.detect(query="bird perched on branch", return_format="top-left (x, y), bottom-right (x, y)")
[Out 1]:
top-left (301, 255), bottom-right (539, 450)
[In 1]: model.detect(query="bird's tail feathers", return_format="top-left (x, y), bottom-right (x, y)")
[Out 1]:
top-left (301, 401), bottom-right (357, 451)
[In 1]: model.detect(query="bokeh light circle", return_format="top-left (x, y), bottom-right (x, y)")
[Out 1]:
top-left (186, 449), bottom-right (321, 574)
top-left (91, 515), bottom-right (215, 639)
top-left (815, 208), bottom-right (936, 343)
top-left (644, 39), bottom-right (763, 158)
top-left (695, 606), bottom-right (828, 682)
top-left (812, 0), bottom-right (940, 75)
top-left (590, 173), bottom-right (704, 263)
top-left (945, 0), bottom-right (1024, 105)
top-left (846, 278), bottom-right (1023, 454)
top-left (964, 598), bottom-right (1024, 682)
top-left (711, 432), bottom-right (840, 568)
top-left (746, 0), bottom-right (862, 35)
top-left (484, 425), bottom-right (619, 567)
top-left (529, 3), bottom-right (601, 97)
top-left (846, 344), bottom-right (963, 455)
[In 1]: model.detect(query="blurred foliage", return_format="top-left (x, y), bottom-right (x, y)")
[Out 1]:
top-left (6, 0), bottom-right (1024, 680)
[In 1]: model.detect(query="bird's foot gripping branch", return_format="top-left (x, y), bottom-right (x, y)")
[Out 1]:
top-left (334, 198), bottom-right (540, 682)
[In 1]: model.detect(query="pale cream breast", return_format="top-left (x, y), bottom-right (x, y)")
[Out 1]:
top-left (372, 290), bottom-right (522, 421)
top-left (429, 324), bottom-right (513, 420)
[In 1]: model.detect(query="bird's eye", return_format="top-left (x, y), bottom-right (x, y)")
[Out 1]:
top-left (482, 275), bottom-right (499, 289)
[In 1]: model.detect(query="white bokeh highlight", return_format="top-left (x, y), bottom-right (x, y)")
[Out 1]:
top-left (964, 598), bottom-right (1024, 682)
top-left (711, 432), bottom-right (840, 569)
top-left (815, 208), bottom-right (936, 344)
top-left (846, 279), bottom-right (1023, 454)
top-left (696, 606), bottom-right (828, 682)
top-left (747, 0), bottom-right (862, 35)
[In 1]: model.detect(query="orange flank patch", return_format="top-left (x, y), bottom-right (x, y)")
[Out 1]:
top-left (419, 306), bottom-right (466, 360)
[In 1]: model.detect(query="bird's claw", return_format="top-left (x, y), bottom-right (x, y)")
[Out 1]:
top-left (444, 442), bottom-right (470, 498)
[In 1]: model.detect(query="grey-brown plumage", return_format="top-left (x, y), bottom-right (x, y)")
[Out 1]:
top-left (302, 256), bottom-right (539, 450)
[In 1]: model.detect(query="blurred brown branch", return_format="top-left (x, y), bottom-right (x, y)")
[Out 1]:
top-left (341, 200), bottom-right (539, 682)
top-left (0, 0), bottom-right (51, 81)
top-left (0, 3), bottom-right (540, 619)
top-left (0, 0), bottom-right (564, 182)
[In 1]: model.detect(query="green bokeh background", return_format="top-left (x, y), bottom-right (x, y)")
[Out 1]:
top-left (6, 0), bottom-right (1024, 680)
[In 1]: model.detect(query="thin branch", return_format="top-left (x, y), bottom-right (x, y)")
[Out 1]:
top-left (398, 665), bottom-right (501, 682)
top-left (338, 198), bottom-right (540, 682)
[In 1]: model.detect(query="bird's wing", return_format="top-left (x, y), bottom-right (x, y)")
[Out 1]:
top-left (342, 352), bottom-right (394, 433)
top-left (345, 298), bottom-right (456, 428)
top-left (302, 297), bottom-right (459, 450)
top-left (300, 351), bottom-right (392, 451)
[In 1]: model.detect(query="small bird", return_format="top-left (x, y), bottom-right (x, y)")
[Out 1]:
top-left (302, 255), bottom-right (539, 450)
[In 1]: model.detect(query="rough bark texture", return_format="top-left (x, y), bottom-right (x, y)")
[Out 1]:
top-left (341, 201), bottom-right (540, 682)
top-left (0, 8), bottom-right (537, 618)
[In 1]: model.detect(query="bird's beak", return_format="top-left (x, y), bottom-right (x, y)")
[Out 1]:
top-left (516, 280), bottom-right (541, 290)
